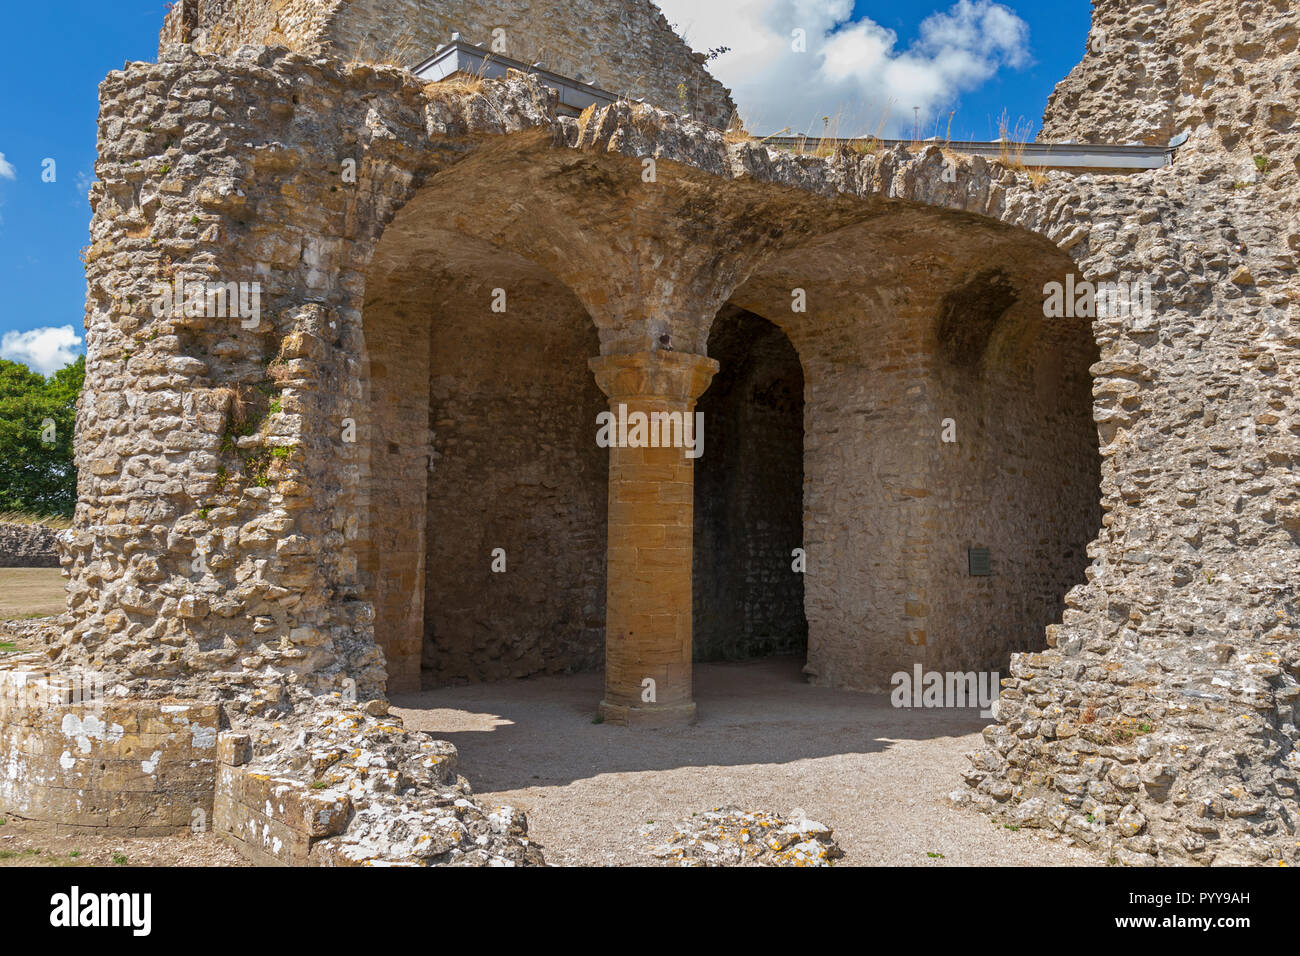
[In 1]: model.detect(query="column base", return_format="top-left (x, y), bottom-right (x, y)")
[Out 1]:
top-left (598, 699), bottom-right (697, 727)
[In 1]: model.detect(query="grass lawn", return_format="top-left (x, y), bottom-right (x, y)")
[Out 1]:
top-left (0, 567), bottom-right (65, 622)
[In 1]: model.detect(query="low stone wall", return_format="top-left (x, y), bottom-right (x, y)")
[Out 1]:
top-left (214, 738), bottom-right (353, 865)
top-left (213, 703), bottom-right (544, 866)
top-left (0, 523), bottom-right (61, 568)
top-left (0, 655), bottom-right (544, 864)
top-left (0, 657), bottom-right (217, 835)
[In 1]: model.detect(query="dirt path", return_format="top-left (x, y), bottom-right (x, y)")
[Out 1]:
top-left (0, 818), bottom-right (248, 867)
top-left (392, 657), bottom-right (1100, 866)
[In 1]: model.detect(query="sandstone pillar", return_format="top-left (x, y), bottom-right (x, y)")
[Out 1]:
top-left (589, 351), bottom-right (719, 726)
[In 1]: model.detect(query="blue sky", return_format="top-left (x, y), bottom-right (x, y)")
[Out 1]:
top-left (848, 0), bottom-right (1090, 139)
top-left (0, 0), bottom-right (1091, 375)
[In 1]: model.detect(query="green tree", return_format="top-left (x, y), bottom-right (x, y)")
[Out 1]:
top-left (0, 355), bottom-right (84, 516)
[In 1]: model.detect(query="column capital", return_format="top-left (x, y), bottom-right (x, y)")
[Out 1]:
top-left (588, 351), bottom-right (719, 404)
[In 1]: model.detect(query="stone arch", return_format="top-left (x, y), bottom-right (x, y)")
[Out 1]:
top-left (354, 190), bottom-right (608, 693)
top-left (715, 194), bottom-right (1104, 690)
top-left (63, 58), bottom-right (1120, 710)
top-left (693, 306), bottom-right (808, 664)
top-left (54, 35), bottom-right (1300, 862)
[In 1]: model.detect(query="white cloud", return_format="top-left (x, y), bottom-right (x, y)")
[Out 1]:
top-left (1, 326), bottom-right (83, 376)
top-left (0, 152), bottom-right (15, 180)
top-left (656, 0), bottom-right (1030, 136)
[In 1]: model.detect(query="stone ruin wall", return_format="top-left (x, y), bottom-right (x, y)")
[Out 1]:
top-left (0, 0), bottom-right (1294, 865)
top-left (162, 0), bottom-right (736, 128)
top-left (728, 222), bottom-right (1102, 690)
top-left (356, 184), bottom-right (613, 692)
top-left (0, 522), bottom-right (61, 567)
top-left (1043, 0), bottom-right (1300, 159)
top-left (360, 235), bottom-right (609, 690)
top-left (924, 287), bottom-right (1101, 678)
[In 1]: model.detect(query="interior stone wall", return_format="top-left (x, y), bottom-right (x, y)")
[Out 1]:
top-left (693, 307), bottom-right (806, 662)
top-left (796, 292), bottom-right (942, 690)
top-left (420, 272), bottom-right (607, 687)
top-left (359, 221), bottom-right (607, 691)
top-left (729, 214), bottom-right (1100, 691)
top-left (353, 268), bottom-right (434, 694)
top-left (925, 279), bottom-right (1102, 676)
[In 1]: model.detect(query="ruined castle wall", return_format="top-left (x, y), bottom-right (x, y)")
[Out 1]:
top-left (66, 41), bottom-right (1300, 862)
top-left (322, 0), bottom-right (736, 127)
top-left (353, 280), bottom-right (433, 695)
top-left (68, 49), bottom-right (480, 701)
top-left (795, 297), bottom-right (940, 690)
top-left (0, 523), bottom-right (61, 568)
top-left (1042, 0), bottom-right (1300, 161)
top-left (161, 0), bottom-right (337, 52)
top-left (163, 0), bottom-right (736, 129)
top-left (725, 212), bottom-right (1099, 691)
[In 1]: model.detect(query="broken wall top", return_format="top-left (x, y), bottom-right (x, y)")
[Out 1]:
top-left (160, 0), bottom-right (737, 129)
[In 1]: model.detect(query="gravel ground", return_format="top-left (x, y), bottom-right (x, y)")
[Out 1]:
top-left (392, 656), bottom-right (1102, 867)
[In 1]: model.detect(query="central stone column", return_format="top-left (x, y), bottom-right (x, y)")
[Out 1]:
top-left (589, 351), bottom-right (719, 726)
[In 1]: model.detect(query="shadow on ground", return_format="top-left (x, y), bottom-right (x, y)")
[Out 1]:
top-left (392, 656), bottom-right (990, 791)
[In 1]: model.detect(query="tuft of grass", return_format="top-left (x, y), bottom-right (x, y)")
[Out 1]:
top-left (423, 75), bottom-right (486, 103)
top-left (591, 713), bottom-right (604, 725)
top-left (112, 853), bottom-right (127, 865)
top-left (926, 851), bottom-right (945, 858)
top-left (350, 25), bottom-right (423, 68)
top-left (0, 511), bottom-right (73, 529)
top-left (724, 117), bottom-right (756, 145)
top-left (994, 109), bottom-right (1033, 170)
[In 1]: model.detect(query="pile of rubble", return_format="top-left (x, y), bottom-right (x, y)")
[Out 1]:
top-left (219, 688), bottom-right (547, 866)
top-left (642, 807), bottom-right (844, 867)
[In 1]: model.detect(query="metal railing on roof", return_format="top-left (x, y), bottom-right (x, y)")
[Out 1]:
top-left (412, 38), bottom-right (1179, 171)
top-left (413, 36), bottom-right (621, 115)
top-left (757, 136), bottom-right (1173, 170)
